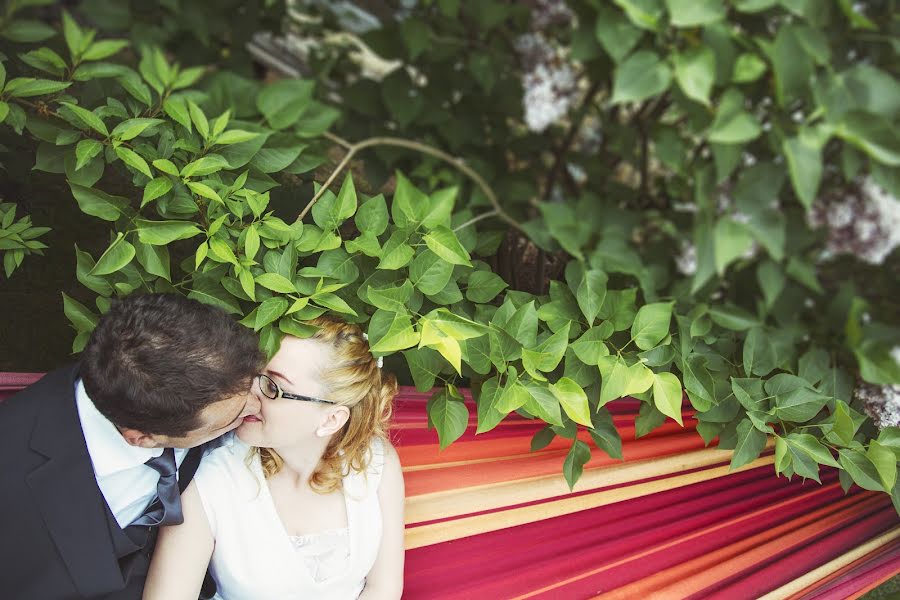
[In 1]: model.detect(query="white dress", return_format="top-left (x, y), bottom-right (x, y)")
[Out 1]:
top-left (193, 436), bottom-right (384, 600)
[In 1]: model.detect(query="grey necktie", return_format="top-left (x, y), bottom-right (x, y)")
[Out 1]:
top-left (130, 447), bottom-right (183, 527)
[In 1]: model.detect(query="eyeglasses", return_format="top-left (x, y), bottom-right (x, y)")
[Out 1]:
top-left (256, 373), bottom-right (335, 404)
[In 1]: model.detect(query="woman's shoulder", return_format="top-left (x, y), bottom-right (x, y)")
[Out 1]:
top-left (196, 434), bottom-right (256, 484)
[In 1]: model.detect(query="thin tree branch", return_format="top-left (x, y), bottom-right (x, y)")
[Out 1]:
top-left (453, 209), bottom-right (499, 232)
top-left (297, 136), bottom-right (524, 234)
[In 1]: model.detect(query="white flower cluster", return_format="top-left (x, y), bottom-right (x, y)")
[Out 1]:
top-left (856, 382), bottom-right (900, 430)
top-left (808, 177), bottom-right (900, 265)
top-left (675, 241), bottom-right (698, 276)
top-left (515, 33), bottom-right (577, 133)
top-left (531, 0), bottom-right (574, 29)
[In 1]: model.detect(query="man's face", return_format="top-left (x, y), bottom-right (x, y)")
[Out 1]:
top-left (153, 390), bottom-right (262, 448)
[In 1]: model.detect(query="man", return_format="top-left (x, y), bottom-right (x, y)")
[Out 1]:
top-left (0, 293), bottom-right (264, 599)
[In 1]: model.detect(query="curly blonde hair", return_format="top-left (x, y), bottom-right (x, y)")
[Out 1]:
top-left (252, 316), bottom-right (397, 494)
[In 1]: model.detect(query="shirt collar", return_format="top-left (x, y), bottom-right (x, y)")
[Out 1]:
top-left (75, 378), bottom-right (163, 477)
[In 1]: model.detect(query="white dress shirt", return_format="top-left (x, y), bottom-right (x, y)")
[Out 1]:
top-left (75, 379), bottom-right (188, 527)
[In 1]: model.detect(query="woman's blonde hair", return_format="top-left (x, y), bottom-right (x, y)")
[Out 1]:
top-left (253, 316), bottom-right (397, 493)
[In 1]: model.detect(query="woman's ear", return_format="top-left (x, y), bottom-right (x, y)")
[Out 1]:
top-left (316, 405), bottom-right (351, 437)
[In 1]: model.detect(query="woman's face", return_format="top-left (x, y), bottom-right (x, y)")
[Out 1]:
top-left (235, 335), bottom-right (334, 448)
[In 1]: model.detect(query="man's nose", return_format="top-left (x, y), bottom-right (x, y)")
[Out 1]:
top-left (246, 392), bottom-right (262, 415)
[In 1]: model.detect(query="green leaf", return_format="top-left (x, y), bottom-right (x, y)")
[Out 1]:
top-left (652, 372), bottom-right (683, 426)
top-left (62, 292), bottom-right (98, 332)
top-left (418, 319), bottom-right (463, 374)
top-left (90, 233), bottom-right (135, 275)
top-left (774, 387), bottom-right (830, 422)
top-left (392, 173), bottom-right (428, 227)
top-left (188, 100), bottom-right (209, 139)
top-left (475, 377), bottom-right (507, 434)
top-left (598, 355), bottom-right (654, 406)
top-left (611, 51), bottom-right (672, 105)
top-left (599, 288), bottom-right (637, 331)
top-left (2, 77), bottom-right (70, 98)
top-left (377, 231), bottom-right (415, 270)
top-left (835, 112), bottom-right (900, 167)
top-left (630, 302), bottom-right (673, 350)
top-left (134, 240), bottom-right (170, 281)
top-left (135, 219), bottom-right (202, 245)
top-left (635, 400), bottom-right (667, 438)
top-left (708, 91), bottom-right (762, 144)
top-left (404, 347), bottom-right (444, 393)
top-left (170, 65), bottom-right (205, 90)
top-left (369, 310), bottom-right (420, 353)
top-left (571, 325), bottom-right (611, 365)
top-left (709, 305), bottom-right (759, 331)
top-left (256, 272), bottom-right (296, 294)
top-left (531, 426), bottom-right (556, 451)
top-left (576, 269), bottom-right (608, 326)
top-left (188, 276), bottom-right (241, 315)
top-left (595, 5), bottom-right (643, 63)
top-left (423, 226), bottom-right (471, 267)
top-left (783, 134), bottom-right (823, 209)
top-left (61, 11), bottom-right (88, 59)
top-left (839, 449), bottom-right (883, 492)
top-left (410, 249), bottom-right (453, 296)
top-left (773, 24), bottom-right (813, 107)
top-left (2, 19), bottom-right (56, 43)
top-left (163, 97), bottom-right (192, 132)
top-left (743, 327), bottom-right (777, 377)
top-left (428, 388), bottom-right (469, 450)
top-left (82, 39), bottom-right (129, 62)
top-left (141, 177), bottom-right (173, 208)
top-left (830, 402), bottom-right (856, 446)
top-left (257, 79), bottom-right (315, 130)
top-left (673, 46), bottom-right (715, 106)
top-left (798, 348), bottom-right (830, 385)
top-left (786, 433), bottom-right (840, 468)
top-left (75, 139), bottom-right (103, 171)
top-left (19, 47), bottom-right (67, 76)
top-left (181, 154), bottom-right (230, 178)
top-left (551, 378), bottom-right (592, 427)
top-left (59, 102), bottom-right (108, 136)
top-left (313, 292), bottom-right (358, 316)
top-left (422, 187), bottom-right (457, 230)
top-left (253, 297), bottom-right (289, 331)
top-left (714, 218), bottom-right (754, 274)
top-left (152, 159), bottom-right (180, 177)
top-left (68, 183), bottom-right (127, 221)
top-left (868, 441), bottom-right (898, 491)
top-left (522, 325), bottom-right (570, 381)
top-left (614, 0), bottom-right (664, 31)
top-left (589, 409), bottom-right (623, 459)
top-left (732, 53), bottom-right (768, 83)
top-left (522, 382), bottom-right (563, 426)
top-left (186, 181), bottom-right (223, 204)
top-left (215, 129), bottom-right (261, 145)
top-left (730, 419), bottom-right (767, 470)
top-left (115, 147), bottom-right (152, 178)
top-left (466, 271), bottom-right (508, 303)
top-left (355, 194), bottom-right (389, 235)
top-left (665, 0), bottom-right (725, 26)
top-left (563, 440), bottom-right (592, 490)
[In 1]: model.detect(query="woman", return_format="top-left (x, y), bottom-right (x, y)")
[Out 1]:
top-left (144, 317), bottom-right (405, 599)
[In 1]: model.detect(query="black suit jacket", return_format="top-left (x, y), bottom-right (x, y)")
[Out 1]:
top-left (0, 365), bottom-right (204, 599)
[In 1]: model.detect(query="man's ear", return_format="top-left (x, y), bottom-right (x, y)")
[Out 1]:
top-left (316, 406), bottom-right (351, 438)
top-left (120, 428), bottom-right (163, 448)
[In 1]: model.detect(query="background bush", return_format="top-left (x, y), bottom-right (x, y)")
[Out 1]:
top-left (0, 0), bottom-right (898, 498)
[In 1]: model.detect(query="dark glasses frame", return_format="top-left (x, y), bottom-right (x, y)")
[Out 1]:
top-left (256, 373), bottom-right (335, 404)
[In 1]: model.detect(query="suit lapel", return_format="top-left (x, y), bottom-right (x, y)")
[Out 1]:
top-left (26, 365), bottom-right (125, 597)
